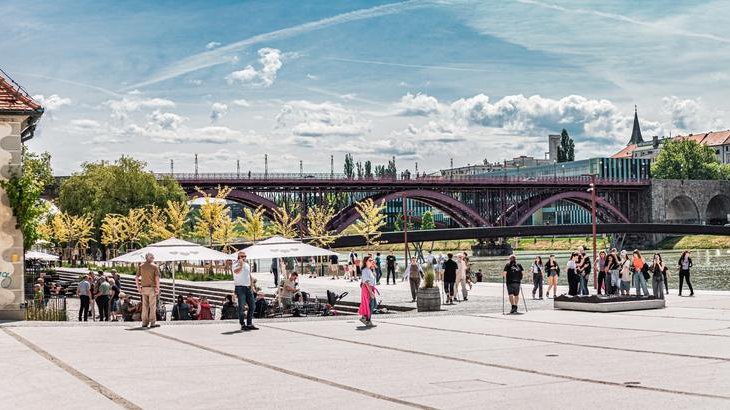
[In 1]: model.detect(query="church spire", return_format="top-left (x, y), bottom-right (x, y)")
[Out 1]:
top-left (628, 105), bottom-right (643, 145)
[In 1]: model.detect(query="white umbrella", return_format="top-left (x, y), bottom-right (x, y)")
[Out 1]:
top-left (242, 236), bottom-right (337, 259)
top-left (25, 250), bottom-right (59, 261)
top-left (110, 237), bottom-right (235, 300)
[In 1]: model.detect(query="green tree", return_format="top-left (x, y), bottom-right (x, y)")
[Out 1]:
top-left (364, 161), bottom-right (373, 178)
top-left (344, 153), bottom-right (355, 178)
top-left (0, 150), bottom-right (54, 249)
top-left (58, 156), bottom-right (186, 243)
top-left (420, 210), bottom-right (436, 230)
top-left (557, 129), bottom-right (575, 162)
top-left (386, 158), bottom-right (397, 177)
top-left (652, 139), bottom-right (729, 180)
top-left (352, 199), bottom-right (387, 246)
top-left (393, 213), bottom-right (416, 231)
top-left (356, 161), bottom-right (363, 179)
top-left (238, 206), bottom-right (267, 242)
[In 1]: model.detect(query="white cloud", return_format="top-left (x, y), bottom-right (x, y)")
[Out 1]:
top-left (226, 48), bottom-right (283, 87)
top-left (210, 102), bottom-right (228, 122)
top-left (306, 73), bottom-right (318, 80)
top-left (206, 41), bottom-right (221, 50)
top-left (275, 100), bottom-right (370, 137)
top-left (104, 96), bottom-right (176, 121)
top-left (231, 99), bottom-right (251, 107)
top-left (394, 93), bottom-right (442, 116)
top-left (660, 96), bottom-right (721, 132)
top-left (33, 94), bottom-right (72, 112)
top-left (148, 110), bottom-right (186, 130)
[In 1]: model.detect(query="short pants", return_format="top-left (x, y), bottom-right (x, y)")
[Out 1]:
top-left (507, 283), bottom-right (521, 296)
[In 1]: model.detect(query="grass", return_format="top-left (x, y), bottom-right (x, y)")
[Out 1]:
top-left (656, 235), bottom-right (730, 250)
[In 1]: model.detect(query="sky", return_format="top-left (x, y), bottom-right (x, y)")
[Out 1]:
top-left (3, 0), bottom-right (730, 175)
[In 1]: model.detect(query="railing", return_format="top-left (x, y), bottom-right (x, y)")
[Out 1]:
top-left (161, 172), bottom-right (650, 185)
top-left (25, 296), bottom-right (67, 321)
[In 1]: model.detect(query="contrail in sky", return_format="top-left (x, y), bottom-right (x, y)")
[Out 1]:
top-left (323, 57), bottom-right (496, 73)
top-left (125, 0), bottom-right (427, 90)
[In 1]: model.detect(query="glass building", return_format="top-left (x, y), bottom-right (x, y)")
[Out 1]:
top-left (485, 157), bottom-right (651, 180)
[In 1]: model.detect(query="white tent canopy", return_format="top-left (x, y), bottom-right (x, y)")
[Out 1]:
top-left (110, 238), bottom-right (235, 263)
top-left (241, 236), bottom-right (337, 260)
top-left (25, 251), bottom-right (59, 261)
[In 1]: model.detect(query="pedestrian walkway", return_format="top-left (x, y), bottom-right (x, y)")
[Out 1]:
top-left (3, 291), bottom-right (730, 409)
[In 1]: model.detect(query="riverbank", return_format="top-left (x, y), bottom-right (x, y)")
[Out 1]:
top-left (657, 235), bottom-right (730, 250)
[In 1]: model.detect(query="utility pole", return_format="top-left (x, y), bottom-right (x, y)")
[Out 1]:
top-left (264, 154), bottom-right (268, 178)
top-left (194, 154), bottom-right (198, 178)
top-left (170, 159), bottom-right (174, 176)
top-left (299, 160), bottom-right (303, 176)
top-left (236, 159), bottom-right (240, 178)
top-left (583, 173), bottom-right (598, 289)
top-left (402, 195), bottom-right (409, 261)
top-left (330, 155), bottom-right (334, 178)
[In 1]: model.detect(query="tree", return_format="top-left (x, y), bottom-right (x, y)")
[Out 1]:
top-left (0, 150), bottom-right (54, 249)
top-left (374, 165), bottom-right (386, 178)
top-left (557, 129), bottom-right (575, 163)
top-left (58, 156), bottom-right (186, 243)
top-left (352, 199), bottom-right (387, 246)
top-left (364, 161), bottom-right (373, 178)
top-left (393, 214), bottom-right (416, 231)
top-left (50, 212), bottom-right (94, 264)
top-left (306, 205), bottom-right (339, 247)
top-left (269, 204), bottom-right (301, 238)
top-left (120, 208), bottom-right (148, 250)
top-left (212, 214), bottom-right (238, 253)
top-left (343, 153), bottom-right (355, 178)
top-left (164, 200), bottom-right (191, 238)
top-left (193, 186), bottom-right (232, 247)
top-left (238, 206), bottom-right (266, 242)
top-left (652, 139), bottom-right (730, 180)
top-left (100, 214), bottom-right (125, 258)
top-left (421, 210), bottom-right (436, 230)
top-left (145, 205), bottom-right (169, 242)
top-left (386, 158), bottom-right (397, 177)
top-left (356, 161), bottom-right (363, 179)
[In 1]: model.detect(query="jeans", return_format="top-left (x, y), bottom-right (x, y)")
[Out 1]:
top-left (597, 272), bottom-right (606, 295)
top-left (532, 273), bottom-right (543, 298)
top-left (444, 281), bottom-right (455, 298)
top-left (375, 266), bottom-right (382, 283)
top-left (386, 266), bottom-right (396, 284)
top-left (568, 272), bottom-right (578, 296)
top-left (96, 295), bottom-right (110, 321)
top-left (610, 270), bottom-right (620, 295)
top-left (632, 272), bottom-right (649, 296)
top-left (679, 269), bottom-right (693, 295)
top-left (578, 276), bottom-right (589, 295)
top-left (140, 287), bottom-right (157, 326)
top-left (652, 275), bottom-right (665, 299)
top-left (409, 277), bottom-right (420, 300)
top-left (235, 285), bottom-right (255, 327)
top-left (79, 295), bottom-right (90, 321)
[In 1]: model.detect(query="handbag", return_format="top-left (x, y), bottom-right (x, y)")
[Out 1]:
top-left (641, 263), bottom-right (650, 281)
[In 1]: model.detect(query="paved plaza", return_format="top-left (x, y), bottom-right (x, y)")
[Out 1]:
top-left (2, 289), bottom-right (730, 409)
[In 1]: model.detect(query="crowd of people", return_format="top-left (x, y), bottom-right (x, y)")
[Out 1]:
top-left (501, 247), bottom-right (696, 314)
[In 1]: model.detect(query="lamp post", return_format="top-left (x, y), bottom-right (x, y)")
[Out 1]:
top-left (583, 173), bottom-right (598, 289)
top-left (402, 195), bottom-right (410, 261)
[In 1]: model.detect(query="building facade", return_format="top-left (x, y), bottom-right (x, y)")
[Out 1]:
top-left (0, 71), bottom-right (44, 320)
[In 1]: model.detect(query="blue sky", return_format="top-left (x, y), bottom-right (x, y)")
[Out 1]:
top-left (4, 0), bottom-right (729, 174)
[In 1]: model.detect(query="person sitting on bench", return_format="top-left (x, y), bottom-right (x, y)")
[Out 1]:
top-left (278, 272), bottom-right (302, 310)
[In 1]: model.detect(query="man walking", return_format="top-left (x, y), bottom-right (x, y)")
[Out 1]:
top-left (408, 257), bottom-right (422, 302)
top-left (375, 252), bottom-right (383, 285)
top-left (442, 253), bottom-right (458, 304)
top-left (234, 251), bottom-right (258, 331)
top-left (135, 253), bottom-right (160, 328)
top-left (329, 252), bottom-right (339, 280)
top-left (77, 275), bottom-right (91, 321)
top-left (502, 255), bottom-right (524, 314)
top-left (386, 251), bottom-right (397, 285)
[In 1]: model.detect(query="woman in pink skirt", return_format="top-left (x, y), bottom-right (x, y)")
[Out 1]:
top-left (358, 256), bottom-right (377, 327)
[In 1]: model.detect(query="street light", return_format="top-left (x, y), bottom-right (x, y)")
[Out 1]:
top-left (582, 173), bottom-right (598, 289)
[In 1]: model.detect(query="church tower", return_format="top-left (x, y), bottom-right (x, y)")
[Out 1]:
top-left (628, 105), bottom-right (643, 145)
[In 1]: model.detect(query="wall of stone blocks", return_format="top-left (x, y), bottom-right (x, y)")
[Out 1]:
top-left (0, 118), bottom-right (26, 320)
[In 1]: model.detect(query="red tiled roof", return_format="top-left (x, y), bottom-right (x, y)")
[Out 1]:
top-left (677, 130), bottom-right (730, 146)
top-left (0, 70), bottom-right (43, 113)
top-left (611, 144), bottom-right (636, 158)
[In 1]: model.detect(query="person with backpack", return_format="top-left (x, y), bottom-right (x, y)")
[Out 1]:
top-left (502, 255), bottom-right (524, 314)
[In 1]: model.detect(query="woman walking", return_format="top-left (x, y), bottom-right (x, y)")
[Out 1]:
top-left (677, 250), bottom-right (694, 296)
top-left (631, 250), bottom-right (650, 297)
top-left (531, 256), bottom-right (544, 299)
top-left (650, 253), bottom-right (666, 299)
top-left (358, 256), bottom-right (377, 327)
top-left (544, 254), bottom-right (560, 298)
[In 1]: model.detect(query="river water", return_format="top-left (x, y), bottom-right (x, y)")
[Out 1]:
top-left (378, 249), bottom-right (730, 291)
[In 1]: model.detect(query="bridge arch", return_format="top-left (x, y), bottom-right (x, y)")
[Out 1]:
top-left (502, 191), bottom-right (631, 226)
top-left (189, 189), bottom-right (278, 219)
top-left (705, 193), bottom-right (730, 225)
top-left (327, 190), bottom-right (489, 233)
top-left (666, 194), bottom-right (700, 224)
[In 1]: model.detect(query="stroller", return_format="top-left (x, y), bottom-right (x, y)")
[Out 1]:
top-left (322, 290), bottom-right (348, 316)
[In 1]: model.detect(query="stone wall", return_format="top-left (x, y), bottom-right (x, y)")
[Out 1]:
top-left (651, 179), bottom-right (730, 223)
top-left (0, 118), bottom-right (26, 320)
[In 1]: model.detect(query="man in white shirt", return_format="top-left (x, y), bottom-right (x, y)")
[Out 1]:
top-left (233, 251), bottom-right (258, 331)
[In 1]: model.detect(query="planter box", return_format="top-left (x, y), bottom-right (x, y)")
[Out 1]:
top-left (417, 287), bottom-right (441, 312)
top-left (554, 296), bottom-right (665, 312)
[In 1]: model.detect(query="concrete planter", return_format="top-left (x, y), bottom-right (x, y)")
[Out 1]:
top-left (417, 287), bottom-right (441, 312)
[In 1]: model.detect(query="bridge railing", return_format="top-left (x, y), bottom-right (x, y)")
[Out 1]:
top-left (161, 172), bottom-right (650, 185)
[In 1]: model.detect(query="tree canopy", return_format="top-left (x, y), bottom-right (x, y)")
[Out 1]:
top-left (557, 129), bottom-right (575, 163)
top-left (652, 139), bottom-right (730, 180)
top-left (58, 156), bottom-right (186, 239)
